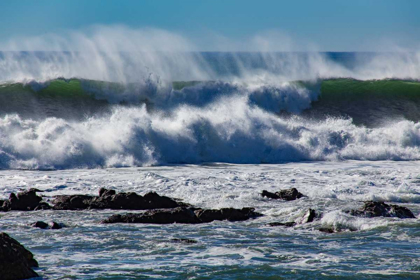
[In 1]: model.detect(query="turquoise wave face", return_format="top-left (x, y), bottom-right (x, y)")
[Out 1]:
top-left (1, 78), bottom-right (420, 126)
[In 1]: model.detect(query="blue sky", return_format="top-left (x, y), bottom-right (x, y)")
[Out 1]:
top-left (1, 0), bottom-right (419, 51)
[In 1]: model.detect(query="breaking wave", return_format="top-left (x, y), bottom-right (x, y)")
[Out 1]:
top-left (1, 27), bottom-right (420, 169)
top-left (1, 82), bottom-right (420, 169)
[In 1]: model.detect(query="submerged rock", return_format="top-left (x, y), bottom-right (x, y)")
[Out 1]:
top-left (1, 188), bottom-right (49, 211)
top-left (319, 227), bottom-right (336, 234)
top-left (53, 188), bottom-right (184, 210)
top-left (32, 221), bottom-right (49, 229)
top-left (0, 232), bottom-right (39, 280)
top-left (261, 188), bottom-right (305, 201)
top-left (268, 208), bottom-right (317, 227)
top-left (32, 221), bottom-right (64, 230)
top-left (102, 207), bottom-right (263, 224)
top-left (268, 222), bottom-right (296, 227)
top-left (319, 227), bottom-right (358, 234)
top-left (51, 221), bottom-right (63, 229)
top-left (349, 201), bottom-right (416, 219)
top-left (171, 238), bottom-right (198, 244)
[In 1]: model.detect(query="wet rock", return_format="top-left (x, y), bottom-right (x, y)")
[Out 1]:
top-left (319, 227), bottom-right (335, 233)
top-left (99, 187), bottom-right (116, 197)
top-left (32, 221), bottom-right (49, 229)
top-left (300, 209), bottom-right (317, 224)
top-left (171, 238), bottom-right (198, 244)
top-left (261, 190), bottom-right (280, 199)
top-left (2, 189), bottom-right (46, 211)
top-left (261, 188), bottom-right (304, 201)
top-left (32, 221), bottom-right (64, 230)
top-left (50, 222), bottom-right (63, 229)
top-left (143, 191), bottom-right (183, 209)
top-left (102, 207), bottom-right (263, 224)
top-left (319, 227), bottom-right (358, 234)
top-left (102, 207), bottom-right (199, 224)
top-left (268, 222), bottom-right (296, 227)
top-left (350, 201), bottom-right (416, 219)
top-left (54, 189), bottom-right (183, 210)
top-left (53, 195), bottom-right (94, 210)
top-left (34, 202), bottom-right (52, 210)
top-left (194, 207), bottom-right (262, 222)
top-left (0, 232), bottom-right (39, 280)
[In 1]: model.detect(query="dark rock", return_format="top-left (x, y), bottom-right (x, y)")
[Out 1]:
top-left (171, 238), bottom-right (198, 244)
top-left (102, 207), bottom-right (200, 224)
top-left (102, 207), bottom-right (263, 224)
top-left (195, 207), bottom-right (262, 222)
top-left (2, 189), bottom-right (44, 211)
top-left (34, 202), bottom-right (52, 211)
top-left (268, 222), bottom-right (296, 227)
top-left (261, 188), bottom-right (304, 201)
top-left (319, 227), bottom-right (335, 233)
top-left (91, 191), bottom-right (146, 210)
top-left (50, 222), bottom-right (63, 229)
top-left (32, 220), bottom-right (64, 230)
top-left (350, 201), bottom-right (416, 219)
top-left (300, 209), bottom-right (316, 224)
top-left (99, 187), bottom-right (116, 197)
top-left (261, 190), bottom-right (280, 199)
top-left (54, 189), bottom-right (183, 211)
top-left (143, 191), bottom-right (181, 209)
top-left (32, 221), bottom-right (49, 229)
top-left (53, 195), bottom-right (94, 210)
top-left (0, 232), bottom-right (39, 280)
top-left (319, 227), bottom-right (358, 233)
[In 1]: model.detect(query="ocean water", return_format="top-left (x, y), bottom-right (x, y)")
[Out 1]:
top-left (0, 162), bottom-right (419, 279)
top-left (0, 31), bottom-right (420, 278)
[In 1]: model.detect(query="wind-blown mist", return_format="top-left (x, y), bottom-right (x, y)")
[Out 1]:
top-left (0, 26), bottom-right (420, 169)
top-left (1, 26), bottom-right (420, 84)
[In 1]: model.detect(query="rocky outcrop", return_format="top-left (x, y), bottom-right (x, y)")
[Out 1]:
top-left (53, 188), bottom-right (183, 210)
top-left (102, 207), bottom-right (262, 224)
top-left (102, 207), bottom-right (199, 224)
top-left (349, 201), bottom-right (416, 219)
top-left (261, 188), bottom-right (305, 201)
top-left (52, 194), bottom-right (94, 210)
top-left (1, 188), bottom-right (185, 212)
top-left (1, 189), bottom-right (50, 211)
top-left (0, 232), bottom-right (39, 280)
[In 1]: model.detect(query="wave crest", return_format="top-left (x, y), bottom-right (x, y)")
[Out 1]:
top-left (1, 95), bottom-right (420, 169)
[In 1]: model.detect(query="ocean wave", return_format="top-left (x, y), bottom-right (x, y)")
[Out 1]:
top-left (0, 28), bottom-right (419, 168)
top-left (1, 78), bottom-right (420, 125)
top-left (1, 94), bottom-right (420, 169)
